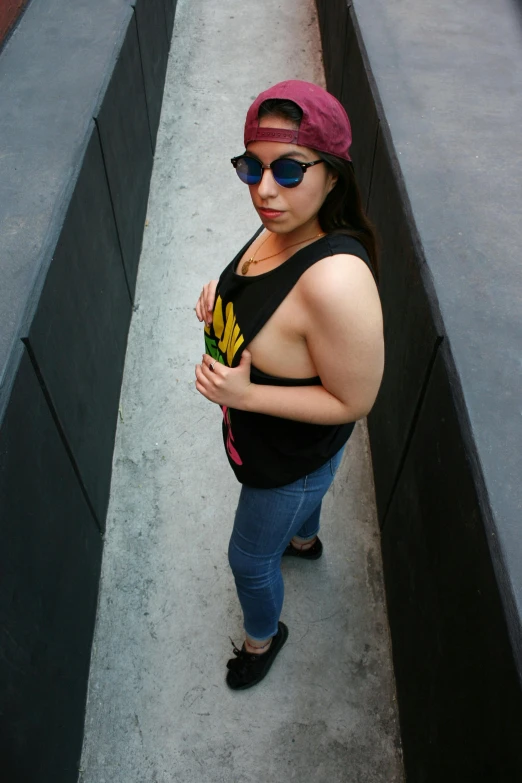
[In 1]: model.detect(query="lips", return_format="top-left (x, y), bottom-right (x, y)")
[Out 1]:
top-left (257, 207), bottom-right (284, 219)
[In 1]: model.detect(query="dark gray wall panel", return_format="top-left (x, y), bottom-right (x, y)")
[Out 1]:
top-left (95, 11), bottom-right (153, 300)
top-left (163, 0), bottom-right (177, 46)
top-left (381, 342), bottom-right (522, 781)
top-left (316, 0), bottom-right (348, 100)
top-left (366, 127), bottom-right (442, 522)
top-left (134, 0), bottom-right (169, 152)
top-left (315, 0), bottom-right (327, 30)
top-left (340, 8), bottom-right (379, 207)
top-left (0, 350), bottom-right (102, 783)
top-left (28, 123), bottom-right (131, 528)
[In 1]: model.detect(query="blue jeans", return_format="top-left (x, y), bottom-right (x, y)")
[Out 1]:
top-left (227, 446), bottom-right (345, 641)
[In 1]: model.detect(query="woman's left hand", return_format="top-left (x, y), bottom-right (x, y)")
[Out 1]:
top-left (195, 350), bottom-right (253, 409)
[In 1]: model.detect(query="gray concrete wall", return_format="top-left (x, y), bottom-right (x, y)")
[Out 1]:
top-left (80, 0), bottom-right (403, 781)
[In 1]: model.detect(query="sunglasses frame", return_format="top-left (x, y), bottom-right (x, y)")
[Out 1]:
top-left (231, 155), bottom-right (324, 187)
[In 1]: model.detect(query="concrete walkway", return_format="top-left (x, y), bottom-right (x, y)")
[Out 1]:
top-left (80, 1), bottom-right (403, 780)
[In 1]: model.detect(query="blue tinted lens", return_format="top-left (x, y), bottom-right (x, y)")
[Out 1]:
top-left (235, 157), bottom-right (262, 185)
top-left (271, 159), bottom-right (303, 188)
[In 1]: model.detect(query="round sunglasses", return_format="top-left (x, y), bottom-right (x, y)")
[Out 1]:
top-left (231, 155), bottom-right (324, 188)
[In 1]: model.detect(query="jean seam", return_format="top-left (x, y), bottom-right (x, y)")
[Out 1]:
top-left (267, 560), bottom-right (279, 638)
top-left (242, 555), bottom-right (280, 640)
top-left (281, 487), bottom-right (307, 548)
top-left (269, 487), bottom-right (309, 636)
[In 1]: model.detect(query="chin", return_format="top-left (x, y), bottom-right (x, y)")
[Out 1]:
top-left (268, 225), bottom-right (294, 234)
top-left (258, 217), bottom-right (291, 234)
top-left (261, 218), bottom-right (297, 234)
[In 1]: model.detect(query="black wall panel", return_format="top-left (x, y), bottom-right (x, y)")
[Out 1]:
top-left (163, 0), bottom-right (177, 48)
top-left (95, 12), bottom-right (153, 300)
top-left (0, 350), bottom-right (102, 783)
top-left (366, 127), bottom-right (442, 523)
top-left (340, 9), bottom-right (379, 208)
top-left (28, 123), bottom-right (132, 529)
top-left (134, 0), bottom-right (169, 152)
top-left (320, 2), bottom-right (378, 205)
top-left (381, 342), bottom-right (522, 781)
top-left (315, 0), bottom-right (327, 32)
top-left (316, 0), bottom-right (348, 101)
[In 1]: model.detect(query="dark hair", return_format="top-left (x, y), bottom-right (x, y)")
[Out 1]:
top-left (258, 98), bottom-right (380, 282)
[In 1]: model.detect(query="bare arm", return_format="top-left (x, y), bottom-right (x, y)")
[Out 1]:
top-left (244, 381), bottom-right (363, 425)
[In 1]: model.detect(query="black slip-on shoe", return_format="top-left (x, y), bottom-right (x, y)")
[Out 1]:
top-left (282, 536), bottom-right (323, 560)
top-left (226, 621), bottom-right (289, 690)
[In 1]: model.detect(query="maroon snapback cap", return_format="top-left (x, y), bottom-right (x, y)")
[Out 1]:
top-left (244, 80), bottom-right (352, 162)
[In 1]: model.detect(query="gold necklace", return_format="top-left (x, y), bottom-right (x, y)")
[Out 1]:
top-left (241, 231), bottom-right (326, 275)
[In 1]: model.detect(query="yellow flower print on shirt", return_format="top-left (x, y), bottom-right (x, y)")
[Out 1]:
top-left (204, 295), bottom-right (244, 367)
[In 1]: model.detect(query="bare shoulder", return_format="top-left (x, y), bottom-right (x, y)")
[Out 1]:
top-left (298, 252), bottom-right (381, 313)
top-left (297, 252), bottom-right (384, 416)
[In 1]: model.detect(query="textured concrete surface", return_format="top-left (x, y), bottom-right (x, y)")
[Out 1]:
top-left (80, 0), bottom-right (403, 780)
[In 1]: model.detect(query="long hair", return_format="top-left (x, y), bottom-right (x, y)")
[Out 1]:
top-left (257, 98), bottom-right (380, 282)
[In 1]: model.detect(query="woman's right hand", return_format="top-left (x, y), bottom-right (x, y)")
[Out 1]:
top-left (195, 280), bottom-right (218, 326)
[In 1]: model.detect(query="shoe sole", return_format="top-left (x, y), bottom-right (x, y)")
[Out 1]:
top-left (226, 621), bottom-right (289, 691)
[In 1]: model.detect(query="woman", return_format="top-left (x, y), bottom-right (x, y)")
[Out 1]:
top-left (194, 80), bottom-right (384, 690)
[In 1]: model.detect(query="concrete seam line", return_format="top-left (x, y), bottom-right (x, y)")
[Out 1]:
top-left (21, 337), bottom-right (104, 537)
top-left (132, 6), bottom-right (155, 157)
top-left (365, 119), bottom-right (380, 215)
top-left (440, 340), bottom-right (522, 686)
top-left (380, 335), bottom-right (445, 532)
top-left (338, 6), bottom-right (349, 102)
top-left (92, 117), bottom-right (134, 306)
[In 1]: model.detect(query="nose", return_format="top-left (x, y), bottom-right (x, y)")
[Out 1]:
top-left (255, 166), bottom-right (279, 200)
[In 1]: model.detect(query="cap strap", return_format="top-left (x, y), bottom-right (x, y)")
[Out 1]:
top-left (251, 127), bottom-right (299, 144)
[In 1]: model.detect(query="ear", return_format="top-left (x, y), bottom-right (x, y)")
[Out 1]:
top-left (326, 169), bottom-right (338, 195)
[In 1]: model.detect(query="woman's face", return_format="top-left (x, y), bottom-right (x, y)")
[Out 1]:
top-left (244, 116), bottom-right (337, 236)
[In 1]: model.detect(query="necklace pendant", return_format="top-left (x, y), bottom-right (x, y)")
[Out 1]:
top-left (241, 258), bottom-right (253, 275)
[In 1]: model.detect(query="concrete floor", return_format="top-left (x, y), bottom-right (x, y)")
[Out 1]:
top-left (79, 0), bottom-right (404, 780)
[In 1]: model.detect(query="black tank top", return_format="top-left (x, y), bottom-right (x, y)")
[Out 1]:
top-left (203, 228), bottom-right (377, 488)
